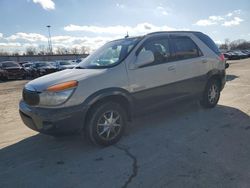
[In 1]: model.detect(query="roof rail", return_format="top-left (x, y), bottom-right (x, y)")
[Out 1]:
top-left (146, 31), bottom-right (202, 35)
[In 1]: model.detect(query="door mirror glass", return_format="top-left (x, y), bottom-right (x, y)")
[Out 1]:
top-left (135, 50), bottom-right (154, 68)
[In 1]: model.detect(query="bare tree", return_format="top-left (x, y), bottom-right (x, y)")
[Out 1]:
top-left (219, 38), bottom-right (230, 51)
top-left (219, 39), bottom-right (250, 51)
top-left (25, 47), bottom-right (37, 55)
top-left (70, 47), bottom-right (80, 55)
top-left (56, 47), bottom-right (68, 55)
top-left (37, 45), bottom-right (46, 55)
top-left (80, 46), bottom-right (90, 54)
top-left (12, 51), bottom-right (20, 56)
top-left (0, 50), bottom-right (10, 56)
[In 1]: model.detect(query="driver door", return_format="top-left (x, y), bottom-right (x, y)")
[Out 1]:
top-left (127, 36), bottom-right (179, 110)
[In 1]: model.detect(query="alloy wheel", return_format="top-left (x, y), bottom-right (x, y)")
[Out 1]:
top-left (96, 111), bottom-right (122, 140)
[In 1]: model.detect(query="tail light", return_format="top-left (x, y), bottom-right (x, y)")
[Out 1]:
top-left (219, 53), bottom-right (225, 62)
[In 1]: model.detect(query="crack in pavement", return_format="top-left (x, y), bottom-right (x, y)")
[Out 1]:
top-left (114, 145), bottom-right (138, 188)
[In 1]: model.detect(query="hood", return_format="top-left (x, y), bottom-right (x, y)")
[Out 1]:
top-left (5, 67), bottom-right (21, 70)
top-left (61, 65), bottom-right (75, 69)
top-left (25, 68), bottom-right (105, 92)
top-left (39, 65), bottom-right (56, 69)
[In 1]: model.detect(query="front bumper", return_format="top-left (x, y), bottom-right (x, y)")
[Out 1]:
top-left (19, 100), bottom-right (87, 135)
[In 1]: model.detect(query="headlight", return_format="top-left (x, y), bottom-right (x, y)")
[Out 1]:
top-left (39, 80), bottom-right (78, 106)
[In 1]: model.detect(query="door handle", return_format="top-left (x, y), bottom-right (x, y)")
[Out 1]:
top-left (168, 66), bottom-right (175, 71)
top-left (202, 59), bottom-right (208, 63)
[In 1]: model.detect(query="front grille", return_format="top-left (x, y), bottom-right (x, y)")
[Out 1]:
top-left (23, 89), bottom-right (40, 106)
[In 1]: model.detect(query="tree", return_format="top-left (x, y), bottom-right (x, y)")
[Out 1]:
top-left (0, 50), bottom-right (10, 56)
top-left (219, 39), bottom-right (230, 51)
top-left (56, 47), bottom-right (68, 55)
top-left (70, 47), bottom-right (80, 54)
top-left (12, 51), bottom-right (20, 56)
top-left (80, 46), bottom-right (90, 54)
top-left (25, 47), bottom-right (37, 55)
top-left (37, 45), bottom-right (46, 55)
top-left (219, 39), bottom-right (250, 51)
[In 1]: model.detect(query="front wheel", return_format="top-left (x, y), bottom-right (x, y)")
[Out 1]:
top-left (84, 102), bottom-right (127, 146)
top-left (200, 79), bottom-right (221, 108)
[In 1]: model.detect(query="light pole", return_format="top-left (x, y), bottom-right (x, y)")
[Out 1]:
top-left (46, 25), bottom-right (53, 54)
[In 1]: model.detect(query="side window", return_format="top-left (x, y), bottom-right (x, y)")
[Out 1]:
top-left (3, 62), bottom-right (19, 68)
top-left (171, 36), bottom-right (201, 60)
top-left (138, 38), bottom-right (171, 66)
top-left (194, 33), bottom-right (220, 55)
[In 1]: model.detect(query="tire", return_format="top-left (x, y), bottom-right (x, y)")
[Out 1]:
top-left (85, 102), bottom-right (127, 146)
top-left (200, 79), bottom-right (221, 108)
top-left (1, 75), bottom-right (8, 81)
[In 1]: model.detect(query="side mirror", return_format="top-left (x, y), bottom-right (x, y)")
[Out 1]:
top-left (225, 63), bottom-right (229, 69)
top-left (135, 50), bottom-right (154, 68)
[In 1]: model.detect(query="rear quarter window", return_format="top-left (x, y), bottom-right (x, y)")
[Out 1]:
top-left (194, 33), bottom-right (220, 55)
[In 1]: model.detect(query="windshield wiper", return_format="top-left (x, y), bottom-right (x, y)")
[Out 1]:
top-left (75, 66), bottom-right (85, 69)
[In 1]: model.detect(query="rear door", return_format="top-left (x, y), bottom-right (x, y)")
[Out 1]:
top-left (169, 35), bottom-right (208, 96)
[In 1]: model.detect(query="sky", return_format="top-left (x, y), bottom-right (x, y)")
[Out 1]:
top-left (0, 0), bottom-right (250, 53)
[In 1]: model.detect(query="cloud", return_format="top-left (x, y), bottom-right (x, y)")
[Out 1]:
top-left (195, 15), bottom-right (225, 26)
top-left (116, 3), bottom-right (125, 9)
top-left (32, 0), bottom-right (55, 10)
top-left (0, 33), bottom-right (3, 38)
top-left (195, 19), bottom-right (217, 26)
top-left (0, 42), bottom-right (22, 48)
top-left (6, 32), bottom-right (47, 42)
top-left (64, 23), bottom-right (177, 35)
top-left (209, 16), bottom-right (224, 21)
top-left (226, 13), bottom-right (233, 17)
top-left (214, 40), bottom-right (223, 45)
top-left (1, 32), bottom-right (120, 52)
top-left (52, 36), bottom-right (120, 51)
top-left (156, 6), bottom-right (168, 16)
top-left (0, 22), bottom-right (190, 53)
top-left (195, 10), bottom-right (243, 27)
top-left (222, 17), bottom-right (243, 27)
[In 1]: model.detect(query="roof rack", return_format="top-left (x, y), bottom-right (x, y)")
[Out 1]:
top-left (146, 31), bottom-right (202, 35)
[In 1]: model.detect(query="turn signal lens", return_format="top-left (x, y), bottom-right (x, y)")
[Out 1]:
top-left (47, 80), bottom-right (78, 92)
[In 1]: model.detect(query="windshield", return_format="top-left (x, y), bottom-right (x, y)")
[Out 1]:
top-left (35, 62), bottom-right (50, 67)
top-left (24, 64), bottom-right (32, 67)
top-left (77, 37), bottom-right (142, 69)
top-left (60, 62), bottom-right (71, 65)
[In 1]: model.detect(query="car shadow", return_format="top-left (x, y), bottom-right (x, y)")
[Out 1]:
top-left (226, 74), bottom-right (239, 82)
top-left (0, 101), bottom-right (250, 187)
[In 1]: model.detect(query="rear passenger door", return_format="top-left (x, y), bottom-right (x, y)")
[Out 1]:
top-left (169, 35), bottom-right (207, 96)
top-left (128, 36), bottom-right (179, 110)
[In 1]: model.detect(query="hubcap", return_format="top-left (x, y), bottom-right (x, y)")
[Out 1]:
top-left (97, 111), bottom-right (122, 140)
top-left (208, 84), bottom-right (219, 104)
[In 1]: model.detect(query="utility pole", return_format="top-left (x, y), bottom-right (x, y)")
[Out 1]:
top-left (46, 25), bottom-right (53, 54)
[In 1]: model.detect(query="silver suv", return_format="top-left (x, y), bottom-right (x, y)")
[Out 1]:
top-left (19, 31), bottom-right (227, 146)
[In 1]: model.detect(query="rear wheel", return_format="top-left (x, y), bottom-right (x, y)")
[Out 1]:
top-left (200, 79), bottom-right (220, 108)
top-left (1, 75), bottom-right (8, 81)
top-left (84, 102), bottom-right (127, 146)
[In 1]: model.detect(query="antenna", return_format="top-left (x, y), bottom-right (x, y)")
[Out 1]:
top-left (125, 31), bottom-right (129, 38)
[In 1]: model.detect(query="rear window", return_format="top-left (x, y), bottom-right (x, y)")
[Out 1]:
top-left (194, 33), bottom-right (220, 55)
top-left (171, 36), bottom-right (201, 60)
